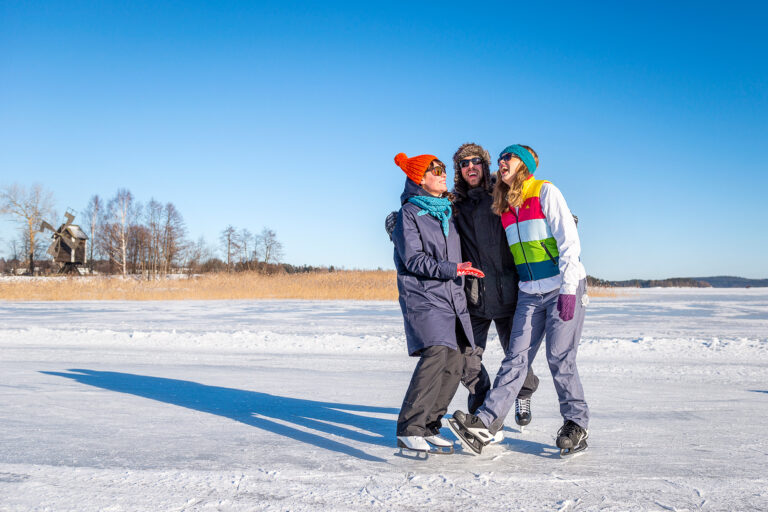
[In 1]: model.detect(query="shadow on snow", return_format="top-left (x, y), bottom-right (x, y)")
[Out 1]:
top-left (498, 430), bottom-right (562, 459)
top-left (41, 369), bottom-right (398, 463)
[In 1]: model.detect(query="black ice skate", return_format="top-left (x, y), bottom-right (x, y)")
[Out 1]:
top-left (515, 397), bottom-right (532, 429)
top-left (556, 420), bottom-right (589, 458)
top-left (447, 411), bottom-right (494, 455)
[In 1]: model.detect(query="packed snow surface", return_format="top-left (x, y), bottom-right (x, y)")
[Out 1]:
top-left (0, 288), bottom-right (766, 511)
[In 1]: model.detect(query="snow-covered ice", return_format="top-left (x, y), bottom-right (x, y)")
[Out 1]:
top-left (0, 288), bottom-right (766, 511)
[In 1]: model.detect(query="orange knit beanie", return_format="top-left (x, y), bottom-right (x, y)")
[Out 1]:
top-left (394, 152), bottom-right (438, 184)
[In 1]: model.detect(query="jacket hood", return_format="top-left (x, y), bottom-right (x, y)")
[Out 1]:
top-left (452, 143), bottom-right (493, 202)
top-left (400, 177), bottom-right (431, 205)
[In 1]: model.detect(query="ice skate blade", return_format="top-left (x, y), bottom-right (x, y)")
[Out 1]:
top-left (486, 430), bottom-right (504, 445)
top-left (395, 447), bottom-right (429, 460)
top-left (395, 441), bottom-right (429, 460)
top-left (447, 418), bottom-right (485, 455)
top-left (560, 442), bottom-right (588, 459)
top-left (425, 442), bottom-right (454, 455)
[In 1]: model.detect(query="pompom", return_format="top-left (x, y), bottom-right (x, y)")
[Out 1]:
top-left (394, 152), bottom-right (408, 169)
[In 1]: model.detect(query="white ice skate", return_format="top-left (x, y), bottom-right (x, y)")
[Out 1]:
top-left (396, 436), bottom-right (432, 459)
top-left (424, 433), bottom-right (455, 454)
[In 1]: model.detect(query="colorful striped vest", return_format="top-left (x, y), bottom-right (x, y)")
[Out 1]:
top-left (500, 178), bottom-right (560, 282)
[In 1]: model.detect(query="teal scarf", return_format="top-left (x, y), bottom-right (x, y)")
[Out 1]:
top-left (408, 195), bottom-right (452, 236)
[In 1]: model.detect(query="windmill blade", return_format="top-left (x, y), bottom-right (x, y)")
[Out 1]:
top-left (63, 212), bottom-right (75, 228)
top-left (40, 221), bottom-right (56, 233)
top-left (47, 239), bottom-right (58, 257)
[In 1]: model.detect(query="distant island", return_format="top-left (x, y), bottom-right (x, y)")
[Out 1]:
top-left (587, 275), bottom-right (768, 288)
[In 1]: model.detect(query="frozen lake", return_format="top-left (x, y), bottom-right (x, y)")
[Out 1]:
top-left (1, 288), bottom-right (767, 511)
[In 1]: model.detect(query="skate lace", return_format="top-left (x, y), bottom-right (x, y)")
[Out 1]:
top-left (515, 398), bottom-right (530, 415)
top-left (557, 420), bottom-right (579, 438)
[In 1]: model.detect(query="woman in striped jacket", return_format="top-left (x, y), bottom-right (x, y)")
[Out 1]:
top-left (448, 144), bottom-right (590, 458)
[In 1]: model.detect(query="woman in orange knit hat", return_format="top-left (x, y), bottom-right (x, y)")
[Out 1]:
top-left (391, 152), bottom-right (485, 457)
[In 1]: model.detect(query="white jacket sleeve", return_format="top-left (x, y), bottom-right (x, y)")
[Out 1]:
top-left (539, 183), bottom-right (584, 295)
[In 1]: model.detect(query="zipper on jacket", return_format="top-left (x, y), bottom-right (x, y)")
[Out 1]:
top-left (540, 241), bottom-right (558, 267)
top-left (513, 208), bottom-right (533, 279)
top-left (441, 215), bottom-right (457, 309)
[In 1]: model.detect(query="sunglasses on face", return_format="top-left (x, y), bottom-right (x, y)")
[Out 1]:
top-left (498, 153), bottom-right (520, 162)
top-left (459, 157), bottom-right (483, 168)
top-left (428, 166), bottom-right (446, 176)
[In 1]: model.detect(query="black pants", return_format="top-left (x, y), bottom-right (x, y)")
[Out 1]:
top-left (463, 315), bottom-right (540, 414)
top-left (397, 344), bottom-right (463, 437)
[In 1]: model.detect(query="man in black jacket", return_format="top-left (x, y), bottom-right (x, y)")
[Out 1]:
top-left (450, 143), bottom-right (538, 434)
top-left (387, 143), bottom-right (539, 437)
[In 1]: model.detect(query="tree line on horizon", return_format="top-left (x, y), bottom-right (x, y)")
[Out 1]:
top-left (5, 185), bottom-right (757, 285)
top-left (586, 276), bottom-right (710, 288)
top-left (0, 183), bottom-right (327, 276)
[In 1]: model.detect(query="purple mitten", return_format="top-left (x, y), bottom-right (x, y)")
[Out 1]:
top-left (557, 294), bottom-right (576, 322)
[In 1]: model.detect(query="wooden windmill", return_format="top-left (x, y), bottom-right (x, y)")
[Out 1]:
top-left (40, 210), bottom-right (89, 274)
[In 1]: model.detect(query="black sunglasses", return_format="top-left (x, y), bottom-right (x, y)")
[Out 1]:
top-left (459, 157), bottom-right (483, 168)
top-left (498, 153), bottom-right (520, 162)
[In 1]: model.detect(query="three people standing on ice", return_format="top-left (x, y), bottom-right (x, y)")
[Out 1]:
top-left (391, 144), bottom-right (590, 457)
top-left (388, 144), bottom-right (540, 452)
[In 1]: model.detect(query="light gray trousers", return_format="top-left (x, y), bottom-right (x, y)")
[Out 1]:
top-left (476, 278), bottom-right (589, 432)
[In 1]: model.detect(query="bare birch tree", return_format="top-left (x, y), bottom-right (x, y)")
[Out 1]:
top-left (184, 236), bottom-right (214, 275)
top-left (219, 226), bottom-right (239, 272)
top-left (104, 188), bottom-right (136, 276)
top-left (81, 195), bottom-right (103, 272)
top-left (0, 184), bottom-right (56, 275)
top-left (238, 228), bottom-right (254, 270)
top-left (255, 228), bottom-right (284, 266)
top-left (161, 202), bottom-right (185, 273)
top-left (145, 199), bottom-right (163, 275)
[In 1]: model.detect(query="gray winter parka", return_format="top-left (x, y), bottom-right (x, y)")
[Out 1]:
top-left (392, 179), bottom-right (476, 356)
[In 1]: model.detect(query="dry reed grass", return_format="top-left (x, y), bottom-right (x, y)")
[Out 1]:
top-left (0, 271), bottom-right (400, 301)
top-left (0, 271), bottom-right (620, 301)
top-left (587, 286), bottom-right (619, 298)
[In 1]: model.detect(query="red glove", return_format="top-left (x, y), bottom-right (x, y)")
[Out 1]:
top-left (456, 262), bottom-right (485, 278)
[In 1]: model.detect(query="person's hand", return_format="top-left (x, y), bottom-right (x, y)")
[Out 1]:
top-left (457, 262), bottom-right (485, 278)
top-left (385, 211), bottom-right (397, 240)
top-left (557, 294), bottom-right (576, 321)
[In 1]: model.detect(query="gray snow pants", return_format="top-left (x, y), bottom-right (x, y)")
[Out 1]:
top-left (397, 344), bottom-right (464, 436)
top-left (476, 279), bottom-right (589, 432)
top-left (462, 315), bottom-right (540, 415)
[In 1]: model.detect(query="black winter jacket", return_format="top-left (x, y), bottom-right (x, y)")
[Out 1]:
top-left (453, 187), bottom-right (519, 319)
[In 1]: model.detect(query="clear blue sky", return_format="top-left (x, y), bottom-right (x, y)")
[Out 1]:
top-left (1, 1), bottom-right (766, 279)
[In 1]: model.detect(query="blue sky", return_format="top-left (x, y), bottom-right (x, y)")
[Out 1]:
top-left (1, 1), bottom-right (766, 279)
